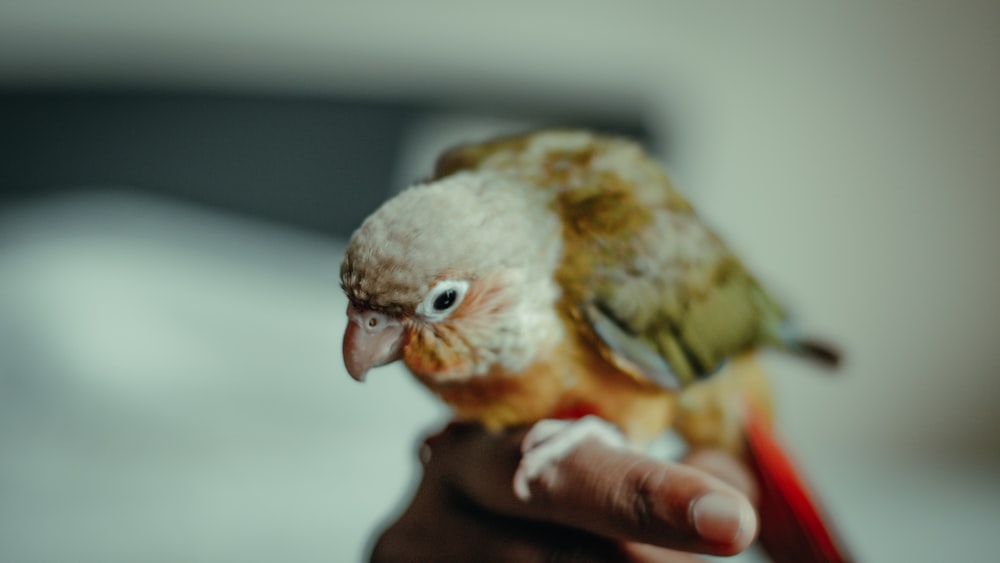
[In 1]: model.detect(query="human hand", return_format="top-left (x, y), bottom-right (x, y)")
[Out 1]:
top-left (370, 422), bottom-right (759, 562)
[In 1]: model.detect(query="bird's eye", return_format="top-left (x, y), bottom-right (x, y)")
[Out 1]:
top-left (433, 289), bottom-right (457, 311)
top-left (417, 280), bottom-right (470, 322)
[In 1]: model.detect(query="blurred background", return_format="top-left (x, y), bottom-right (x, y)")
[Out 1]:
top-left (1, 2), bottom-right (998, 561)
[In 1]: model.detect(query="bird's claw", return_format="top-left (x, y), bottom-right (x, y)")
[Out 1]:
top-left (513, 415), bottom-right (629, 501)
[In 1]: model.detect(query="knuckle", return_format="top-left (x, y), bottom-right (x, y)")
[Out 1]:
top-left (619, 460), bottom-right (661, 532)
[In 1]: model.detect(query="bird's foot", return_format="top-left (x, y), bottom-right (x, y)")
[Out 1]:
top-left (513, 415), bottom-right (629, 501)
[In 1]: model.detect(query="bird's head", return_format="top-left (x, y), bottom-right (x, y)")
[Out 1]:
top-left (340, 171), bottom-right (564, 383)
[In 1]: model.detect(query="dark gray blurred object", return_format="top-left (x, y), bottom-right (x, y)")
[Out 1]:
top-left (0, 91), bottom-right (415, 236)
top-left (0, 90), bottom-right (650, 236)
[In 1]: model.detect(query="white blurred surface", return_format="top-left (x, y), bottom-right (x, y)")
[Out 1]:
top-left (0, 193), bottom-right (446, 562)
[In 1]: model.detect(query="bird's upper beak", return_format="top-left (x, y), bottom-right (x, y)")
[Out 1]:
top-left (343, 303), bottom-right (405, 382)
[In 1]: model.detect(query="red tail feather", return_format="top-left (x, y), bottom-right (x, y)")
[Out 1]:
top-left (743, 405), bottom-right (853, 563)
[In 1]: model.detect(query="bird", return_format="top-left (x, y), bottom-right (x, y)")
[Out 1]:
top-left (340, 129), bottom-right (849, 562)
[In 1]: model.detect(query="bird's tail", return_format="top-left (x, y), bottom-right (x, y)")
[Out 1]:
top-left (743, 403), bottom-right (853, 563)
top-left (790, 338), bottom-right (841, 367)
top-left (778, 321), bottom-right (842, 368)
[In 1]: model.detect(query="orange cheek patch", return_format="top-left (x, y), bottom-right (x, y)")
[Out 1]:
top-left (450, 273), bottom-right (516, 324)
top-left (404, 327), bottom-right (472, 378)
top-left (402, 273), bottom-right (518, 381)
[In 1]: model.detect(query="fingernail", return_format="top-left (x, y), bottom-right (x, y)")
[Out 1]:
top-left (690, 493), bottom-right (750, 544)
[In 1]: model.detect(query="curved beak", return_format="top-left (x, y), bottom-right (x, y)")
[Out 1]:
top-left (343, 303), bottom-right (405, 382)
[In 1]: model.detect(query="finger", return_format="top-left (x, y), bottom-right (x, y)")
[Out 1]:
top-left (423, 423), bottom-right (757, 557)
top-left (681, 449), bottom-right (759, 505)
top-left (522, 440), bottom-right (758, 556)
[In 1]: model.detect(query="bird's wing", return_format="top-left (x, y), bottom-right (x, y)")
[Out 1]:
top-left (434, 130), bottom-right (801, 389)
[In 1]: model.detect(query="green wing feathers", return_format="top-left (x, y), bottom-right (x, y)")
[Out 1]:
top-left (586, 229), bottom-right (792, 386)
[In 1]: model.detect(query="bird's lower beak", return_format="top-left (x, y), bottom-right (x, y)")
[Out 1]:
top-left (343, 304), bottom-right (405, 382)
